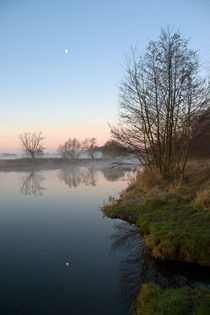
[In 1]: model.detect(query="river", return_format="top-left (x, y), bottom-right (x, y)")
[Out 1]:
top-left (0, 165), bottom-right (209, 314)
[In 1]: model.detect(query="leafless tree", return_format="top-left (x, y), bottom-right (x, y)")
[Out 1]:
top-left (58, 138), bottom-right (81, 159)
top-left (82, 137), bottom-right (96, 159)
top-left (19, 131), bottom-right (45, 159)
top-left (111, 27), bottom-right (210, 179)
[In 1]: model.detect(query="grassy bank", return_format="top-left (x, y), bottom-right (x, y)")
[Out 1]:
top-left (104, 159), bottom-right (210, 314)
top-left (104, 160), bottom-right (210, 266)
top-left (133, 283), bottom-right (210, 315)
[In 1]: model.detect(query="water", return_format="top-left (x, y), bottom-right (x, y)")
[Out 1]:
top-left (0, 166), bottom-right (209, 315)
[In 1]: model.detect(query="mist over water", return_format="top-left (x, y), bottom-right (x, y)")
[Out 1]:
top-left (0, 165), bottom-right (209, 315)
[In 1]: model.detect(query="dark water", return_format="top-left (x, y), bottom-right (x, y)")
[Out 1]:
top-left (0, 166), bottom-right (209, 315)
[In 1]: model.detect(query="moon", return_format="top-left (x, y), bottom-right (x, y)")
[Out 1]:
top-left (64, 49), bottom-right (69, 54)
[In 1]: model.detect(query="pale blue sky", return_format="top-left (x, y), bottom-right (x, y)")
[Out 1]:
top-left (0, 0), bottom-right (209, 151)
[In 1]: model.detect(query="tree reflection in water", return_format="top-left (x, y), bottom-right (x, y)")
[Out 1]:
top-left (83, 167), bottom-right (96, 187)
top-left (57, 167), bottom-right (97, 188)
top-left (110, 221), bottom-right (210, 304)
top-left (19, 171), bottom-right (46, 196)
top-left (102, 166), bottom-right (125, 182)
top-left (58, 166), bottom-right (128, 189)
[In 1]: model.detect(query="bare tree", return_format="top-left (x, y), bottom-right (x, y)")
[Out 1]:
top-left (111, 27), bottom-right (210, 179)
top-left (19, 131), bottom-right (45, 159)
top-left (82, 137), bottom-right (96, 159)
top-left (58, 138), bottom-right (81, 159)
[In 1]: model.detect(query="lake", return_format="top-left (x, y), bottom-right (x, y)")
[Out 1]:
top-left (0, 165), bottom-right (209, 315)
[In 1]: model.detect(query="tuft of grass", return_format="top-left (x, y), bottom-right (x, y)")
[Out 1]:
top-left (133, 283), bottom-right (210, 315)
top-left (195, 188), bottom-right (210, 209)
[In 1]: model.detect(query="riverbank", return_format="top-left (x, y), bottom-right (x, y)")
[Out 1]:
top-left (104, 159), bottom-right (210, 266)
top-left (133, 283), bottom-right (210, 314)
top-left (0, 157), bottom-right (108, 169)
top-left (0, 156), bottom-right (139, 172)
top-left (103, 159), bottom-right (210, 313)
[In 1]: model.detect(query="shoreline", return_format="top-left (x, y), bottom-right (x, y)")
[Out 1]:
top-left (103, 159), bottom-right (210, 313)
top-left (0, 156), bottom-right (140, 172)
top-left (104, 200), bottom-right (210, 267)
top-left (104, 160), bottom-right (210, 267)
top-left (0, 157), bottom-right (113, 172)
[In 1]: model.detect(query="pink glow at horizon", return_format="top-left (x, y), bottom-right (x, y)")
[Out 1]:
top-left (0, 124), bottom-right (111, 153)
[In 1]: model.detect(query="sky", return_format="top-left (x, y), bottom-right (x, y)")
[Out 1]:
top-left (0, 0), bottom-right (209, 153)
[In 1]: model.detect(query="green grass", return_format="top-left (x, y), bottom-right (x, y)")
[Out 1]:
top-left (134, 283), bottom-right (210, 315)
top-left (104, 197), bottom-right (210, 266)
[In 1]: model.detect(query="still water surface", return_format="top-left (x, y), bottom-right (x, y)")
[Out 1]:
top-left (0, 166), bottom-right (209, 315)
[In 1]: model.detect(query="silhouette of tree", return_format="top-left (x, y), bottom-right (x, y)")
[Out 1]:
top-left (58, 138), bottom-right (81, 159)
top-left (82, 138), bottom-right (97, 159)
top-left (19, 131), bottom-right (45, 159)
top-left (111, 27), bottom-right (210, 179)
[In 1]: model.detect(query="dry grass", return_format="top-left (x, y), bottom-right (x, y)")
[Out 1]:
top-left (135, 168), bottom-right (163, 191)
top-left (120, 159), bottom-right (210, 205)
top-left (184, 159), bottom-right (210, 186)
top-left (195, 188), bottom-right (210, 209)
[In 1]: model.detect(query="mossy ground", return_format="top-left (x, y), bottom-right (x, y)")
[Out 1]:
top-left (104, 160), bottom-right (210, 266)
top-left (133, 283), bottom-right (210, 315)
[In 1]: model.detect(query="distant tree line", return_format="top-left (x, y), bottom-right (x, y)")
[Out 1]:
top-left (19, 133), bottom-right (100, 160)
top-left (19, 109), bottom-right (210, 162)
top-left (57, 137), bottom-right (97, 160)
top-left (19, 133), bottom-right (132, 160)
